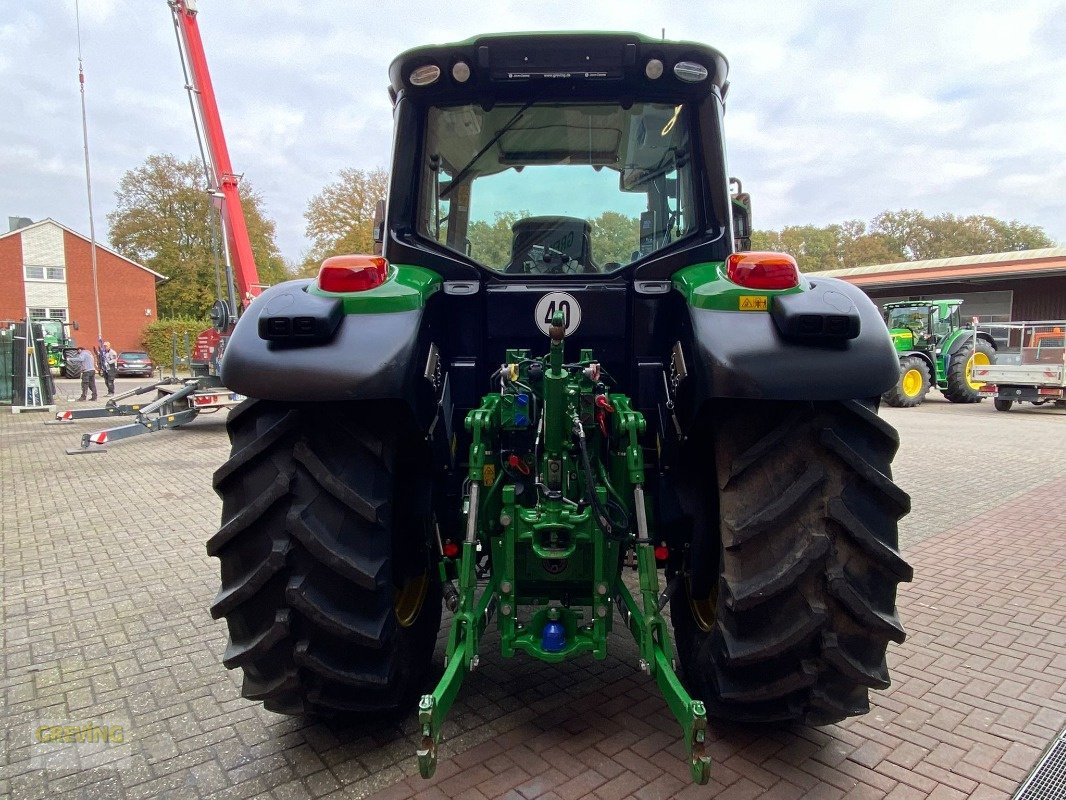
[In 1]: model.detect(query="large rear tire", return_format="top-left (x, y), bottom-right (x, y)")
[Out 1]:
top-left (943, 340), bottom-right (994, 403)
top-left (209, 399), bottom-right (442, 716)
top-left (670, 400), bottom-right (912, 724)
top-left (881, 356), bottom-right (930, 408)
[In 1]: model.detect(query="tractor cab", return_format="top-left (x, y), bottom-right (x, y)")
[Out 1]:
top-left (374, 33), bottom-right (737, 410)
top-left (884, 299), bottom-right (962, 348)
top-left (385, 33), bottom-right (733, 284)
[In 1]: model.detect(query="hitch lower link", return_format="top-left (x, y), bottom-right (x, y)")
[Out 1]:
top-left (416, 484), bottom-right (711, 784)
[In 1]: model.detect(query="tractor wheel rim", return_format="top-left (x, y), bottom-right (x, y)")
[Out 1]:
top-left (395, 572), bottom-right (429, 628)
top-left (967, 352), bottom-right (990, 390)
top-left (902, 368), bottom-right (923, 397)
top-left (687, 577), bottom-right (718, 633)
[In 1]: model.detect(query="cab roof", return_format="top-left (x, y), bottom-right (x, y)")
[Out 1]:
top-left (389, 32), bottom-right (728, 104)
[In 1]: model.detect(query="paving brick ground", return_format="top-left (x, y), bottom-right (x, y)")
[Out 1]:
top-left (1, 385), bottom-right (1064, 799)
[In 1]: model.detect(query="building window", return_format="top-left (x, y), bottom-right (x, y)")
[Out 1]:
top-left (28, 308), bottom-right (68, 321)
top-left (23, 265), bottom-right (65, 281)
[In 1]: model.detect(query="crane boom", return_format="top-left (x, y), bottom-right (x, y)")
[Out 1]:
top-left (169, 0), bottom-right (261, 313)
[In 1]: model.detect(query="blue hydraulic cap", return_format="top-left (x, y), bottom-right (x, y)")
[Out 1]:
top-left (515, 413), bottom-right (528, 426)
top-left (516, 393), bottom-right (529, 406)
top-left (541, 620), bottom-right (566, 652)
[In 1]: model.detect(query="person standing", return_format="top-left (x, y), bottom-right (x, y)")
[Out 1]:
top-left (76, 346), bottom-right (98, 401)
top-left (101, 341), bottom-right (119, 396)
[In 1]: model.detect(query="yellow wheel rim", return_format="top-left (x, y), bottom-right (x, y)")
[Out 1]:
top-left (901, 368), bottom-right (924, 398)
top-left (687, 579), bottom-right (718, 633)
top-left (966, 351), bottom-right (990, 391)
top-left (394, 572), bottom-right (429, 628)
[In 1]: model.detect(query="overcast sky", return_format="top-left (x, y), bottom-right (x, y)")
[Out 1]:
top-left (3, 1), bottom-right (1065, 265)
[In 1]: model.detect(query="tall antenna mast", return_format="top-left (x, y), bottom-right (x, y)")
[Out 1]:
top-left (75, 0), bottom-right (104, 346)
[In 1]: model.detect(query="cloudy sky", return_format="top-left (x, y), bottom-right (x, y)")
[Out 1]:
top-left (3, 1), bottom-right (1065, 265)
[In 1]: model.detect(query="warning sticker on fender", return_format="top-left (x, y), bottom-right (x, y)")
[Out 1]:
top-left (738, 295), bottom-right (768, 311)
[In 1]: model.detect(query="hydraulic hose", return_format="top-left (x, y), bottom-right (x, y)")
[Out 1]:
top-left (573, 418), bottom-right (627, 541)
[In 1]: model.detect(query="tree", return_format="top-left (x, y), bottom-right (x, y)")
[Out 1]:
top-left (468, 211), bottom-right (527, 268)
top-left (108, 154), bottom-right (289, 317)
top-left (752, 209), bottom-right (1055, 272)
top-left (590, 211), bottom-right (639, 266)
top-left (302, 167), bottom-right (389, 273)
top-left (870, 210), bottom-right (1054, 261)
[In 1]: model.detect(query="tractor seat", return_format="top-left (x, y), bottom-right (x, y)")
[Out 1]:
top-left (505, 216), bottom-right (597, 274)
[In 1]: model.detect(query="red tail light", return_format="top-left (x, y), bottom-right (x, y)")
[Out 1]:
top-left (726, 252), bottom-right (801, 290)
top-left (317, 255), bottom-right (389, 293)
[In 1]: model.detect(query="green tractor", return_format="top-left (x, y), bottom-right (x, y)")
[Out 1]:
top-left (31, 318), bottom-right (81, 377)
top-left (881, 299), bottom-right (996, 407)
top-left (209, 33), bottom-right (912, 784)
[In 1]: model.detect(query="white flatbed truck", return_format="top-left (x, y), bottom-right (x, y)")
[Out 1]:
top-left (970, 320), bottom-right (1066, 411)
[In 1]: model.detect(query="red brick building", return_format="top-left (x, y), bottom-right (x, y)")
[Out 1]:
top-left (0, 218), bottom-right (166, 351)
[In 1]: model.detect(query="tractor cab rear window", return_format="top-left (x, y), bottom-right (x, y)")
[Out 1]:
top-left (419, 102), bottom-right (696, 274)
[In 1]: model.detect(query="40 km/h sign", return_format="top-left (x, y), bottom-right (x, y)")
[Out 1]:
top-left (534, 292), bottom-right (582, 336)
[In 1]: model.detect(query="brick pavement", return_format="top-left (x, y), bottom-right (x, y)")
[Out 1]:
top-left (369, 475), bottom-right (1066, 800)
top-left (1, 392), bottom-right (1064, 799)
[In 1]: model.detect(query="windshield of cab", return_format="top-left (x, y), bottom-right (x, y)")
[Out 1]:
top-left (418, 102), bottom-right (696, 274)
top-left (887, 306), bottom-right (930, 332)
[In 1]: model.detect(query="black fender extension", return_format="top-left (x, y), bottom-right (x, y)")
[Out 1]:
top-left (221, 279), bottom-right (429, 405)
top-left (686, 278), bottom-right (900, 401)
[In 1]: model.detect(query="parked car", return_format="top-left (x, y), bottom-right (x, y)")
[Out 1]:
top-left (116, 351), bottom-right (155, 377)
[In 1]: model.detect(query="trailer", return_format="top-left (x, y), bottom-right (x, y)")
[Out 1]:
top-left (969, 321), bottom-right (1066, 411)
top-left (54, 375), bottom-right (244, 452)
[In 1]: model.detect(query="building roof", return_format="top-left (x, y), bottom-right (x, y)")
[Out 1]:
top-left (806, 247), bottom-right (1066, 288)
top-left (0, 218), bottom-right (168, 281)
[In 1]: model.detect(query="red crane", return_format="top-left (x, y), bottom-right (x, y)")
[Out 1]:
top-left (169, 0), bottom-right (262, 328)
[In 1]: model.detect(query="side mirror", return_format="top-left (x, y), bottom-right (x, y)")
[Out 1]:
top-left (372, 198), bottom-right (386, 256)
top-left (71, 320), bottom-right (80, 331)
top-left (729, 177), bottom-right (752, 252)
top-left (731, 194), bottom-right (752, 252)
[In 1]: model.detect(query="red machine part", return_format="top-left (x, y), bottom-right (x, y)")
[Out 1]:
top-left (194, 328), bottom-right (222, 363)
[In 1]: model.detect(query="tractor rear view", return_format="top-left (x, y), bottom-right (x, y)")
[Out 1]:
top-left (882, 299), bottom-right (996, 407)
top-left (208, 33), bottom-right (912, 784)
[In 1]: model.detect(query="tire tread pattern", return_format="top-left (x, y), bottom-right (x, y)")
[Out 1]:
top-left (672, 399), bottom-right (911, 725)
top-left (209, 399), bottom-right (440, 716)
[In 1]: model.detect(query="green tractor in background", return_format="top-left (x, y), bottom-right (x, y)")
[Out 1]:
top-left (34, 318), bottom-right (81, 378)
top-left (881, 299), bottom-right (996, 407)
